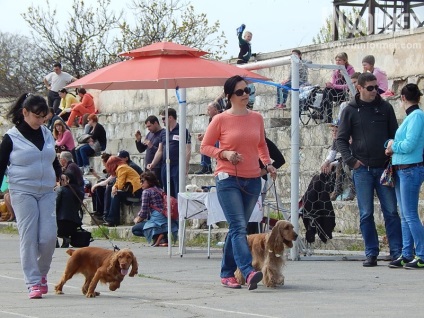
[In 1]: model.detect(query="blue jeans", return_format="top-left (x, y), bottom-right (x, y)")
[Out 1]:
top-left (216, 175), bottom-right (261, 279)
top-left (276, 80), bottom-right (292, 105)
top-left (76, 144), bottom-right (94, 167)
top-left (353, 166), bottom-right (402, 258)
top-left (395, 166), bottom-right (424, 259)
top-left (161, 164), bottom-right (179, 198)
top-left (105, 191), bottom-right (127, 225)
top-left (201, 141), bottom-right (218, 169)
top-left (200, 154), bottom-right (211, 168)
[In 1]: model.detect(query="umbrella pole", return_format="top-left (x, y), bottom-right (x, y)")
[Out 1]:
top-left (177, 88), bottom-right (187, 255)
top-left (164, 82), bottom-right (172, 257)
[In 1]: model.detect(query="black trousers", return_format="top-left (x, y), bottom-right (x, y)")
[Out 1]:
top-left (48, 90), bottom-right (61, 114)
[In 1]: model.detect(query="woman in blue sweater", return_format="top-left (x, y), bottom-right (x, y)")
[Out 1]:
top-left (0, 94), bottom-right (62, 298)
top-left (385, 84), bottom-right (424, 269)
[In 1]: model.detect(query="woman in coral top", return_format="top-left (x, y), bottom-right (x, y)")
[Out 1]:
top-left (201, 75), bottom-right (277, 291)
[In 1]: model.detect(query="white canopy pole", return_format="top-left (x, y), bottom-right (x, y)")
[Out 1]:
top-left (289, 55), bottom-right (301, 261)
top-left (178, 88), bottom-right (187, 255)
top-left (164, 82), bottom-right (172, 257)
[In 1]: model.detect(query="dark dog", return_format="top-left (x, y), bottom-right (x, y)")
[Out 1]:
top-left (55, 247), bottom-right (138, 297)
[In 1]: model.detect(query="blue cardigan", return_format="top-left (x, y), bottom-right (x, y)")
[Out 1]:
top-left (391, 107), bottom-right (424, 165)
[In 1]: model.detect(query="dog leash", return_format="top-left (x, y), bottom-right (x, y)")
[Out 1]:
top-left (67, 184), bottom-right (120, 251)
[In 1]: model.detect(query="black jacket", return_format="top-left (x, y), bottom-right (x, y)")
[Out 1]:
top-left (301, 173), bottom-right (335, 243)
top-left (336, 93), bottom-right (398, 169)
top-left (88, 123), bottom-right (107, 151)
top-left (56, 185), bottom-right (84, 225)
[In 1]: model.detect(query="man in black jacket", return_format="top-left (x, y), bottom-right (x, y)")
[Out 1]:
top-left (337, 72), bottom-right (402, 267)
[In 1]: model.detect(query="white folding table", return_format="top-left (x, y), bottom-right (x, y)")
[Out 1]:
top-left (178, 191), bottom-right (263, 258)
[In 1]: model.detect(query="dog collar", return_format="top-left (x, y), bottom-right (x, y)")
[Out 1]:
top-left (268, 250), bottom-right (281, 258)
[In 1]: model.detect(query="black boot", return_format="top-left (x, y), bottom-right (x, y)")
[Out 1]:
top-left (61, 237), bottom-right (71, 248)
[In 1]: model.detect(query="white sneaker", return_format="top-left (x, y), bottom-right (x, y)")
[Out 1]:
top-left (83, 166), bottom-right (90, 175)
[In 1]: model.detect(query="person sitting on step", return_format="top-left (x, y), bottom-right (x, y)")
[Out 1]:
top-left (56, 172), bottom-right (84, 248)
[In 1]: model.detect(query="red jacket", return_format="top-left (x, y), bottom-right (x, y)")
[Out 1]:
top-left (75, 93), bottom-right (95, 113)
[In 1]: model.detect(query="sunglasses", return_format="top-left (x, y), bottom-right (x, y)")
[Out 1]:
top-left (233, 87), bottom-right (251, 97)
top-left (362, 85), bottom-right (379, 92)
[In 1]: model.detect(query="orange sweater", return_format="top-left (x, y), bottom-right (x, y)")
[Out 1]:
top-left (75, 93), bottom-right (95, 113)
top-left (200, 110), bottom-right (271, 178)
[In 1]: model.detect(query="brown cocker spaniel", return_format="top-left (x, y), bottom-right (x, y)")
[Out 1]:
top-left (235, 220), bottom-right (298, 287)
top-left (55, 247), bottom-right (138, 298)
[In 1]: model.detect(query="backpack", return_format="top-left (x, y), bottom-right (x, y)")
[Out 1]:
top-left (150, 188), bottom-right (179, 221)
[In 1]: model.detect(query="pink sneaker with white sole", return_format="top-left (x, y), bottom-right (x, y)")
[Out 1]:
top-left (28, 286), bottom-right (42, 299)
top-left (39, 276), bottom-right (48, 294)
top-left (246, 271), bottom-right (263, 290)
top-left (221, 277), bottom-right (241, 289)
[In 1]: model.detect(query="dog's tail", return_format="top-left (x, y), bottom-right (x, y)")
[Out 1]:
top-left (66, 249), bottom-right (76, 256)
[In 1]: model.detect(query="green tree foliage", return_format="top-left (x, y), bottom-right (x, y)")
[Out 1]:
top-left (0, 32), bottom-right (46, 98)
top-left (313, 8), bottom-right (367, 44)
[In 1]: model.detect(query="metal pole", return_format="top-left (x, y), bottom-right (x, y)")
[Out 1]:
top-left (290, 54), bottom-right (301, 261)
top-left (164, 82), bottom-right (172, 257)
top-left (178, 88), bottom-right (187, 255)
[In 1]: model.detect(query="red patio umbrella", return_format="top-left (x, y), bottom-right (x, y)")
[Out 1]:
top-left (68, 43), bottom-right (268, 90)
top-left (67, 42), bottom-right (270, 256)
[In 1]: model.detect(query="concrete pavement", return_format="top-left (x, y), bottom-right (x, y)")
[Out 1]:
top-left (0, 233), bottom-right (422, 318)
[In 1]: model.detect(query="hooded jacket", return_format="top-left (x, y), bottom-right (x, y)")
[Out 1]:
top-left (336, 93), bottom-right (398, 169)
top-left (373, 67), bottom-right (388, 92)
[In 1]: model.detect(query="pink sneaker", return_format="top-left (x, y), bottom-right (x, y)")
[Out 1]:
top-left (221, 277), bottom-right (241, 289)
top-left (275, 104), bottom-right (286, 109)
top-left (39, 276), bottom-right (48, 294)
top-left (28, 286), bottom-right (42, 299)
top-left (246, 271), bottom-right (263, 290)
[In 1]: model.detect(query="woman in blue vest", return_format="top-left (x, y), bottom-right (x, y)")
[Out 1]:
top-left (0, 94), bottom-right (62, 299)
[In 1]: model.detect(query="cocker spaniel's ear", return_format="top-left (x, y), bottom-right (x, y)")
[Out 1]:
top-left (280, 223), bottom-right (294, 248)
top-left (267, 221), bottom-right (286, 254)
top-left (129, 252), bottom-right (138, 277)
top-left (107, 251), bottom-right (120, 272)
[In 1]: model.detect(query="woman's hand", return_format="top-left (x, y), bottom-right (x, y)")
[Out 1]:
top-left (223, 151), bottom-right (243, 165)
top-left (266, 164), bottom-right (277, 180)
top-left (321, 161), bottom-right (331, 174)
top-left (91, 184), bottom-right (97, 193)
top-left (134, 216), bottom-right (143, 224)
top-left (111, 186), bottom-right (117, 196)
top-left (385, 139), bottom-right (394, 156)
